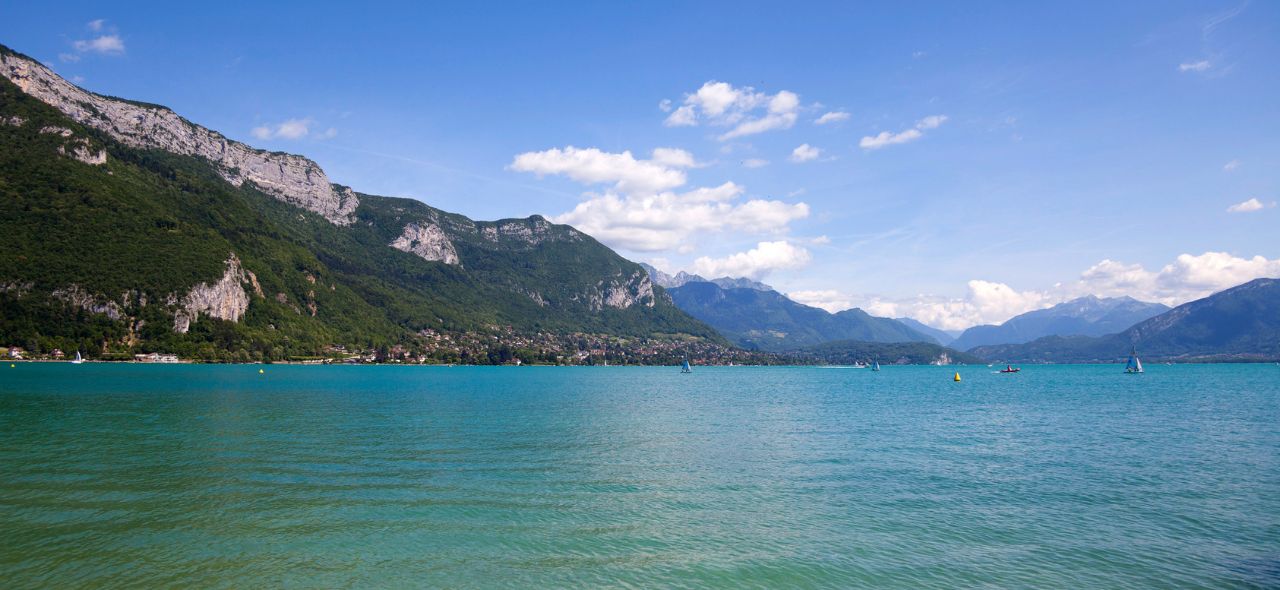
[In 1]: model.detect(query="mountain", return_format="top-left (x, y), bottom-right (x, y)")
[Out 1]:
top-left (0, 44), bottom-right (722, 362)
top-left (639, 263), bottom-right (773, 291)
top-left (950, 295), bottom-right (1169, 351)
top-left (795, 340), bottom-right (984, 366)
top-left (895, 317), bottom-right (960, 345)
top-left (971, 278), bottom-right (1280, 362)
top-left (666, 281), bottom-right (938, 351)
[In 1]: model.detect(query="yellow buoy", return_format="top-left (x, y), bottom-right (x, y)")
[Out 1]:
top-left (953, 372), bottom-right (961, 382)
top-left (258, 368), bottom-right (264, 374)
top-left (9, 363), bottom-right (13, 368)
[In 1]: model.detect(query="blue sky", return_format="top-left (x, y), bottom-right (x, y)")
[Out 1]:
top-left (3, 1), bottom-right (1278, 328)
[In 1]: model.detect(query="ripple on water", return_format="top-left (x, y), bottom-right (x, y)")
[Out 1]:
top-left (1, 363), bottom-right (1278, 588)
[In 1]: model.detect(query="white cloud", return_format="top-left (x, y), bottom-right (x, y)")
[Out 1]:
top-left (916, 115), bottom-right (947, 130)
top-left (1179, 60), bottom-right (1212, 72)
top-left (691, 241), bottom-right (812, 280)
top-left (87, 19), bottom-right (106, 32)
top-left (1223, 159), bottom-right (1240, 172)
top-left (789, 289), bottom-right (854, 313)
top-left (510, 146), bottom-right (690, 194)
top-left (742, 158), bottom-right (769, 168)
top-left (859, 115), bottom-right (947, 150)
top-left (815, 111), bottom-right (850, 125)
top-left (1227, 198), bottom-right (1273, 213)
top-left (650, 147), bottom-right (703, 169)
top-left (514, 145), bottom-right (810, 252)
top-left (860, 129), bottom-right (922, 150)
top-left (1074, 252), bottom-right (1280, 305)
top-left (662, 81), bottom-right (802, 140)
top-left (553, 183), bottom-right (809, 252)
top-left (882, 251), bottom-right (1280, 329)
top-left (316, 127), bottom-right (338, 140)
top-left (658, 98), bottom-right (673, 113)
top-left (250, 118), bottom-right (317, 140)
top-left (719, 111), bottom-right (798, 140)
top-left (58, 53), bottom-right (80, 63)
top-left (665, 105), bottom-right (697, 127)
top-left (809, 235), bottom-right (831, 245)
top-left (790, 143), bottom-right (821, 163)
top-left (72, 35), bottom-right (125, 55)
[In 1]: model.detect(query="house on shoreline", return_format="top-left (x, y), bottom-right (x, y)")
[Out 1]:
top-left (134, 352), bottom-right (180, 363)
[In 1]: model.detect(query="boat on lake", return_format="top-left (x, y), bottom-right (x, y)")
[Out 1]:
top-left (1125, 348), bottom-right (1144, 374)
top-left (1000, 365), bottom-right (1020, 373)
top-left (681, 353), bottom-right (692, 374)
top-left (70, 351), bottom-right (83, 364)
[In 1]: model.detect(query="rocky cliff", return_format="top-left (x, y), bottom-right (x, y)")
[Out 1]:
top-left (0, 48), bottom-right (357, 224)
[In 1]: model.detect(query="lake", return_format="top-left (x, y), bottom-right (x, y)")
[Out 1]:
top-left (2, 364), bottom-right (1278, 588)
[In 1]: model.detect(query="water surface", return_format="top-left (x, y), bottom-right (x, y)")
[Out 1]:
top-left (2, 364), bottom-right (1278, 588)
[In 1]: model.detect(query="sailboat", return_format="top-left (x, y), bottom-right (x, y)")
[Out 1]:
top-left (681, 352), bottom-right (692, 374)
top-left (872, 360), bottom-right (881, 372)
top-left (70, 351), bottom-right (83, 364)
top-left (1124, 347), bottom-right (1143, 374)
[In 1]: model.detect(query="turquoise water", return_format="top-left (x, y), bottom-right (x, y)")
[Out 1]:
top-left (1, 364), bottom-right (1278, 588)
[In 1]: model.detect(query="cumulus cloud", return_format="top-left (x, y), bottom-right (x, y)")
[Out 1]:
top-left (814, 111), bottom-right (850, 125)
top-left (1074, 252), bottom-right (1280, 305)
top-left (828, 251), bottom-right (1280, 330)
top-left (1179, 60), bottom-right (1211, 72)
top-left (553, 183), bottom-right (809, 252)
top-left (662, 81), bottom-right (802, 140)
top-left (1226, 198), bottom-right (1273, 213)
top-left (510, 146), bottom-right (692, 195)
top-left (790, 144), bottom-right (821, 163)
top-left (859, 115), bottom-right (947, 150)
top-left (741, 158), bottom-right (769, 168)
top-left (513, 145), bottom-right (809, 252)
top-left (691, 241), bottom-right (812, 280)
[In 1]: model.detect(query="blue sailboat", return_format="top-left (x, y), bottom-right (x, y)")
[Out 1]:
top-left (872, 360), bottom-right (880, 372)
top-left (681, 352), bottom-right (692, 374)
top-left (1124, 347), bottom-right (1143, 374)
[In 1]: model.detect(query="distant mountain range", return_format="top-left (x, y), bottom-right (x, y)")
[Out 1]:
top-left (658, 278), bottom-right (938, 351)
top-left (896, 317), bottom-right (961, 345)
top-left (639, 263), bottom-right (774, 292)
top-left (972, 278), bottom-right (1280, 362)
top-left (795, 339), bottom-right (984, 366)
top-left (950, 295), bottom-right (1169, 351)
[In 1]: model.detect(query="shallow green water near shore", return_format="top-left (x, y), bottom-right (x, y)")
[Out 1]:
top-left (2, 363), bottom-right (1278, 588)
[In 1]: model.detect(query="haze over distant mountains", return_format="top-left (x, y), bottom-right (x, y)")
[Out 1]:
top-left (895, 317), bottom-right (961, 345)
top-left (642, 265), bottom-right (941, 351)
top-left (949, 296), bottom-right (1169, 351)
top-left (973, 278), bottom-right (1280, 362)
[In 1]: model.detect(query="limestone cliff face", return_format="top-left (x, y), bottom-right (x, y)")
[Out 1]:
top-left (476, 216), bottom-right (583, 249)
top-left (172, 254), bottom-right (261, 333)
top-left (51, 285), bottom-right (125, 320)
top-left (0, 51), bottom-right (357, 224)
top-left (577, 269), bottom-right (656, 311)
top-left (390, 221), bottom-right (460, 265)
